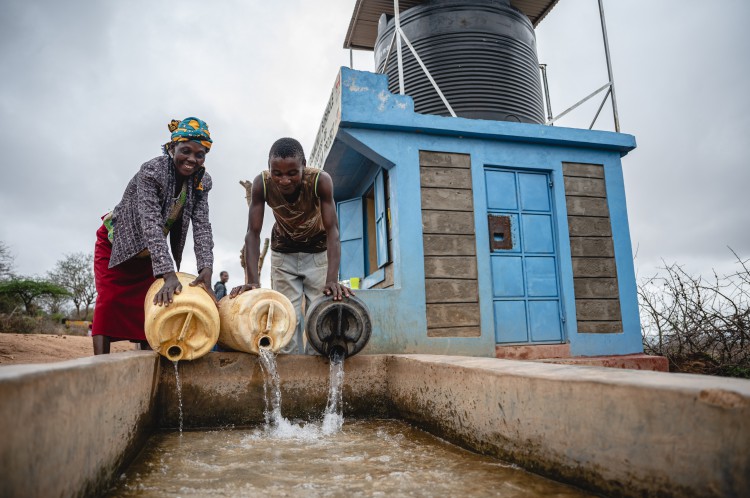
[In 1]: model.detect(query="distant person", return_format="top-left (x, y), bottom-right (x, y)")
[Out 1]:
top-left (230, 137), bottom-right (351, 354)
top-left (214, 271), bottom-right (229, 300)
top-left (91, 117), bottom-right (217, 354)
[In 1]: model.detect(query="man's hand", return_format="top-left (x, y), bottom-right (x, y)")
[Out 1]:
top-left (154, 272), bottom-right (182, 306)
top-left (323, 281), bottom-right (353, 301)
top-left (229, 283), bottom-right (260, 298)
top-left (190, 268), bottom-right (216, 302)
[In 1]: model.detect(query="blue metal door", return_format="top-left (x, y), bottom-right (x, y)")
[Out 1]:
top-left (485, 168), bottom-right (564, 344)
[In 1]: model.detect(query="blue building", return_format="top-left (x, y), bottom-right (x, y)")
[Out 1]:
top-left (310, 1), bottom-right (642, 359)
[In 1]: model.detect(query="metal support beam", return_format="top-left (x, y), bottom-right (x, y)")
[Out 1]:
top-left (589, 88), bottom-right (611, 130)
top-left (547, 82), bottom-right (610, 125)
top-left (379, 32), bottom-right (396, 74)
top-left (539, 64), bottom-right (553, 125)
top-left (394, 0), bottom-right (405, 95)
top-left (598, 0), bottom-right (620, 132)
top-left (538, 0), bottom-right (624, 131)
top-left (349, 48), bottom-right (353, 69)
top-left (397, 27), bottom-right (457, 117)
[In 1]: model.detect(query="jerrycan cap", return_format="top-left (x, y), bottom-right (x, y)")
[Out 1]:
top-left (305, 294), bottom-right (372, 359)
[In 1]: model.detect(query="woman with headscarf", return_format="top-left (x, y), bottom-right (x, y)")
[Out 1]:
top-left (92, 117), bottom-right (216, 354)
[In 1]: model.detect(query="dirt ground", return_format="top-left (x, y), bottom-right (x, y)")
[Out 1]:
top-left (0, 333), bottom-right (135, 366)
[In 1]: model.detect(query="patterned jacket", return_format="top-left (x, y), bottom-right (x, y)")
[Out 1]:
top-left (109, 155), bottom-right (214, 276)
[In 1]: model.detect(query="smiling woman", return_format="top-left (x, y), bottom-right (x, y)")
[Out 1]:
top-left (91, 117), bottom-right (217, 355)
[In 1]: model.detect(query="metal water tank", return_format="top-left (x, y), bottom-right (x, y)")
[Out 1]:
top-left (374, 0), bottom-right (545, 123)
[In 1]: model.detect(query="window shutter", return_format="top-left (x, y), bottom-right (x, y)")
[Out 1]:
top-left (374, 169), bottom-right (389, 268)
top-left (337, 198), bottom-right (364, 280)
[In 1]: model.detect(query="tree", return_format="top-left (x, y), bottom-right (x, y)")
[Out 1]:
top-left (49, 252), bottom-right (97, 319)
top-left (0, 242), bottom-right (17, 312)
top-left (40, 293), bottom-right (72, 316)
top-left (0, 279), bottom-right (69, 315)
top-left (0, 241), bottom-right (13, 280)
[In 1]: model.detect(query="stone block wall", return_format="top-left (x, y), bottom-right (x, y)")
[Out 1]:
top-left (563, 162), bottom-right (623, 333)
top-left (419, 151), bottom-right (481, 337)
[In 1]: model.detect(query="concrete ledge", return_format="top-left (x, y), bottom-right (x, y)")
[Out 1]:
top-left (539, 353), bottom-right (669, 371)
top-left (387, 355), bottom-right (750, 498)
top-left (495, 346), bottom-right (668, 372)
top-left (158, 353), bottom-right (390, 428)
top-left (496, 343), bottom-right (571, 360)
top-left (0, 351), bottom-right (159, 498)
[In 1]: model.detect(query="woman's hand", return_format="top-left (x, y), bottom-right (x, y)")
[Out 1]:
top-left (324, 281), bottom-right (353, 301)
top-left (154, 272), bottom-right (182, 306)
top-left (229, 283), bottom-right (260, 298)
top-left (190, 267), bottom-right (217, 303)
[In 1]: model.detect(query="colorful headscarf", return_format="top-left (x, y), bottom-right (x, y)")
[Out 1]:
top-left (167, 117), bottom-right (213, 151)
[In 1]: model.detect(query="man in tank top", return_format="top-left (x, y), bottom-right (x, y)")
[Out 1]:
top-left (230, 138), bottom-right (352, 354)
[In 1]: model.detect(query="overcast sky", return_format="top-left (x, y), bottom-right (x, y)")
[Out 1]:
top-left (1, 0), bottom-right (748, 289)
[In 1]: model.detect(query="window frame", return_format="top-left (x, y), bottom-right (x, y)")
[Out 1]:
top-left (336, 168), bottom-right (390, 289)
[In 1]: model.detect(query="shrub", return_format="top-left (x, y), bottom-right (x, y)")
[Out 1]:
top-left (639, 252), bottom-right (750, 378)
top-left (0, 314), bottom-right (68, 335)
top-left (0, 314), bottom-right (37, 334)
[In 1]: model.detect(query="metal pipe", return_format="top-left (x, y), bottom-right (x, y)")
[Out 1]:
top-left (589, 88), bottom-right (611, 130)
top-left (394, 0), bottom-right (405, 95)
top-left (349, 48), bottom-right (353, 69)
top-left (598, 0), bottom-right (620, 132)
top-left (398, 27), bottom-right (457, 117)
top-left (539, 64), bottom-right (553, 125)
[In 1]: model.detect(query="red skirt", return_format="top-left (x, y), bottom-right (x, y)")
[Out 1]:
top-left (92, 224), bottom-right (156, 340)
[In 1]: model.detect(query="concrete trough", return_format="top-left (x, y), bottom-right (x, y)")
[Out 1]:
top-left (1, 352), bottom-right (748, 498)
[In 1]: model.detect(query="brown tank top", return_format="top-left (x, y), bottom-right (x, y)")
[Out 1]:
top-left (263, 167), bottom-right (327, 253)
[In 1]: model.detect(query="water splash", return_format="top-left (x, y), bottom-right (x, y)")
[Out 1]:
top-left (322, 351), bottom-right (345, 434)
top-left (173, 360), bottom-right (183, 435)
top-left (257, 348), bottom-right (282, 428)
top-left (251, 349), bottom-right (346, 439)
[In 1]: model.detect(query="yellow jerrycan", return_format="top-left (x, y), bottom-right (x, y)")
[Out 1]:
top-left (217, 288), bottom-right (296, 354)
top-left (144, 272), bottom-right (220, 361)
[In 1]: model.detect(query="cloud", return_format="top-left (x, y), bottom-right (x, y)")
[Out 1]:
top-left (535, 0), bottom-right (750, 276)
top-left (1, 0), bottom-right (748, 287)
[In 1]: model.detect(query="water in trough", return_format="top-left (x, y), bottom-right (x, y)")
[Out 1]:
top-left (111, 352), bottom-right (592, 496)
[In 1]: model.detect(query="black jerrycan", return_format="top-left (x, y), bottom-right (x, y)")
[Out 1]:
top-left (305, 295), bottom-right (372, 359)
